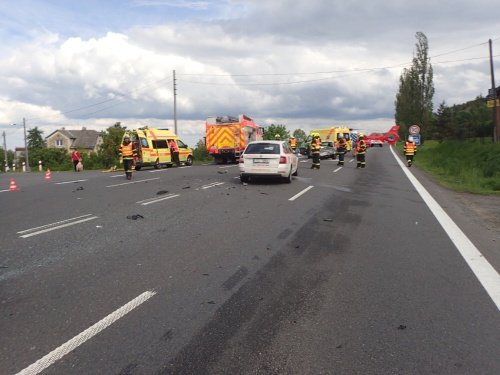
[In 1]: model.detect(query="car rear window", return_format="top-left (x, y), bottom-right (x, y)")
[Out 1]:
top-left (245, 143), bottom-right (280, 154)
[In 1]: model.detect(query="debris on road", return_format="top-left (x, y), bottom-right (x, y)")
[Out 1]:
top-left (397, 324), bottom-right (407, 330)
top-left (157, 190), bottom-right (169, 195)
top-left (126, 214), bottom-right (144, 220)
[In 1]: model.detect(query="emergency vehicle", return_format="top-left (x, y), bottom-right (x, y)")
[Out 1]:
top-left (123, 127), bottom-right (193, 170)
top-left (205, 115), bottom-right (263, 164)
top-left (304, 126), bottom-right (352, 157)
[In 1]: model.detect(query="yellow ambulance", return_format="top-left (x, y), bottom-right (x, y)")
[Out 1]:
top-left (124, 127), bottom-right (193, 170)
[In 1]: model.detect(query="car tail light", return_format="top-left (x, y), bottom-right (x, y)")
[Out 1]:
top-left (279, 156), bottom-right (287, 164)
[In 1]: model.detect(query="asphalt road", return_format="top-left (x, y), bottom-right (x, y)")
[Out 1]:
top-left (1, 147), bottom-right (499, 375)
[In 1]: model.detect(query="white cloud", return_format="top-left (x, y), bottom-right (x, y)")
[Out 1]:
top-left (1, 0), bottom-right (499, 150)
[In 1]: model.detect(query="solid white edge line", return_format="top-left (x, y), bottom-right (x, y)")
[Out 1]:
top-left (106, 177), bottom-right (160, 188)
top-left (20, 217), bottom-right (98, 238)
top-left (289, 185), bottom-right (314, 201)
top-left (17, 214), bottom-right (94, 234)
top-left (15, 291), bottom-right (157, 375)
top-left (390, 145), bottom-right (500, 310)
top-left (140, 194), bottom-right (180, 205)
top-left (54, 179), bottom-right (88, 185)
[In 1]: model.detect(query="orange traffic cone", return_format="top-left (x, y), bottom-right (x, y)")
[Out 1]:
top-left (9, 178), bottom-right (18, 191)
top-left (45, 169), bottom-right (51, 182)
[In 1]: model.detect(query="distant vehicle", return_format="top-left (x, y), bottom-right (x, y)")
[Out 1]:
top-left (205, 115), bottom-right (263, 164)
top-left (304, 126), bottom-right (352, 157)
top-left (368, 139), bottom-right (384, 147)
top-left (320, 141), bottom-right (337, 159)
top-left (239, 141), bottom-right (299, 183)
top-left (124, 127), bottom-right (193, 170)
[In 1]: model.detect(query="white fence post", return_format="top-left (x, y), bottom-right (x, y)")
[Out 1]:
top-left (39, 160), bottom-right (42, 171)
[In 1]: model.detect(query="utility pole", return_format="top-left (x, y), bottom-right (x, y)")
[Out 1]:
top-left (2, 131), bottom-right (8, 171)
top-left (23, 117), bottom-right (30, 171)
top-left (173, 69), bottom-right (178, 134)
top-left (489, 39), bottom-right (499, 143)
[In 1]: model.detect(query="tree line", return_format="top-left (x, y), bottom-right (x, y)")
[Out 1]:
top-left (395, 32), bottom-right (496, 143)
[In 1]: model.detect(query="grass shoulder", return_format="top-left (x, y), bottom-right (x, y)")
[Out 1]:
top-left (397, 139), bottom-right (500, 195)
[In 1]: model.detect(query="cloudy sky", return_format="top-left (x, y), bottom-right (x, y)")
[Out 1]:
top-left (1, 0), bottom-right (499, 150)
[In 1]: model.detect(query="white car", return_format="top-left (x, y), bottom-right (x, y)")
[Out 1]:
top-left (239, 140), bottom-right (299, 183)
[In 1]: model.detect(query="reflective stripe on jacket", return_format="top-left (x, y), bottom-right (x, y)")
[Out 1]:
top-left (356, 140), bottom-right (367, 154)
top-left (311, 139), bottom-right (321, 153)
top-left (404, 141), bottom-right (417, 155)
top-left (120, 143), bottom-right (136, 159)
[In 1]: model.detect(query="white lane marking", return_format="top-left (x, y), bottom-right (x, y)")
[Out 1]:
top-left (218, 165), bottom-right (238, 168)
top-left (106, 177), bottom-right (160, 188)
top-left (390, 146), bottom-right (500, 311)
top-left (148, 169), bottom-right (167, 173)
top-left (333, 167), bottom-right (342, 173)
top-left (55, 179), bottom-right (88, 185)
top-left (15, 290), bottom-right (157, 375)
top-left (201, 182), bottom-right (225, 189)
top-left (0, 189), bottom-right (10, 193)
top-left (289, 185), bottom-right (314, 201)
top-left (17, 214), bottom-right (94, 234)
top-left (19, 216), bottom-right (98, 238)
top-left (110, 174), bottom-right (123, 178)
top-left (137, 194), bottom-right (180, 206)
top-left (300, 160), bottom-right (309, 163)
top-left (349, 158), bottom-right (355, 163)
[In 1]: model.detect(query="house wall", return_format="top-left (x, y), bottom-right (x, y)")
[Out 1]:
top-left (46, 132), bottom-right (72, 151)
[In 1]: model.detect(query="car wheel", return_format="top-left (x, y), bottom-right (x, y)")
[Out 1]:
top-left (284, 168), bottom-right (292, 183)
top-left (154, 159), bottom-right (160, 169)
top-left (240, 175), bottom-right (249, 183)
top-left (185, 155), bottom-right (193, 166)
top-left (134, 165), bottom-right (141, 171)
top-left (292, 166), bottom-right (298, 176)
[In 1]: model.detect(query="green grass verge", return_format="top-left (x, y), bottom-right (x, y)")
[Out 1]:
top-left (398, 139), bottom-right (500, 195)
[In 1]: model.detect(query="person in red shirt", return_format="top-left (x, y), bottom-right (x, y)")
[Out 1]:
top-left (71, 148), bottom-right (82, 172)
top-left (168, 139), bottom-right (180, 166)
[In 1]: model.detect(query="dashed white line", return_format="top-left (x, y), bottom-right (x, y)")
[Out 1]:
top-left (390, 145), bottom-right (500, 311)
top-left (106, 177), bottom-right (160, 188)
top-left (137, 194), bottom-right (180, 205)
top-left (15, 290), bottom-right (157, 375)
top-left (18, 215), bottom-right (98, 238)
top-left (201, 182), bottom-right (225, 189)
top-left (55, 179), bottom-right (88, 185)
top-left (289, 185), bottom-right (314, 201)
top-left (333, 167), bottom-right (342, 173)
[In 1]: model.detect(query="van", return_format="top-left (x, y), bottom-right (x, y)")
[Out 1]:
top-left (124, 127), bottom-right (193, 170)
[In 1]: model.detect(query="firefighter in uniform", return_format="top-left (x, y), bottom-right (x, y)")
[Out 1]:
top-left (356, 134), bottom-right (367, 168)
top-left (119, 135), bottom-right (137, 180)
top-left (310, 133), bottom-right (321, 169)
top-left (336, 136), bottom-right (347, 166)
top-left (404, 136), bottom-right (417, 167)
top-left (289, 136), bottom-right (297, 153)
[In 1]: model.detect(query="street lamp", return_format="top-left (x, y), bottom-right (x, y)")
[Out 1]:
top-left (11, 118), bottom-right (30, 172)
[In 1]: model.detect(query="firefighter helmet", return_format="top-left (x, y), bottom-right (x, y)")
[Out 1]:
top-left (275, 134), bottom-right (281, 140)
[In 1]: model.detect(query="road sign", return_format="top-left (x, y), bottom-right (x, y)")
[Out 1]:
top-left (487, 99), bottom-right (500, 108)
top-left (409, 125), bottom-right (420, 135)
top-left (409, 134), bottom-right (421, 145)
